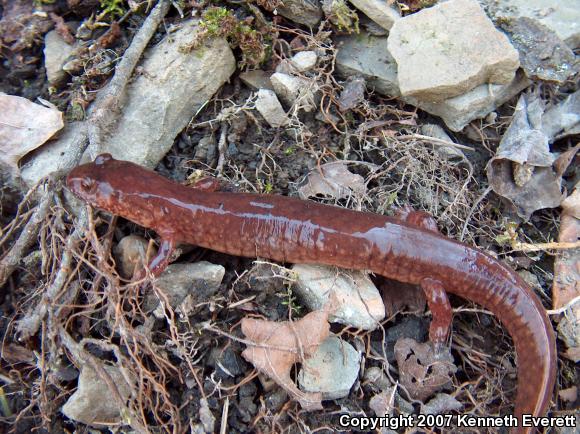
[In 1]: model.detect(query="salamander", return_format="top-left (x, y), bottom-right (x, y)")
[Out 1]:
top-left (67, 153), bottom-right (556, 432)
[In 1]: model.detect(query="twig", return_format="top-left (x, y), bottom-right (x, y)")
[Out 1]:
top-left (460, 186), bottom-right (492, 242)
top-left (86, 0), bottom-right (171, 158)
top-left (15, 208), bottom-right (87, 340)
top-left (396, 133), bottom-right (476, 151)
top-left (547, 295), bottom-right (580, 315)
top-left (216, 121), bottom-right (228, 175)
top-left (510, 240), bottom-right (580, 252)
top-left (0, 184), bottom-right (53, 288)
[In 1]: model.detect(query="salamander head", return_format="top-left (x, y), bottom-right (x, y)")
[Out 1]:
top-left (66, 153), bottom-right (158, 228)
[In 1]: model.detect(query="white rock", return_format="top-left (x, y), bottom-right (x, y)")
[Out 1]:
top-left (349, 0), bottom-right (401, 30)
top-left (388, 0), bottom-right (520, 101)
top-left (292, 264), bottom-right (385, 330)
top-left (298, 336), bottom-right (360, 400)
top-left (239, 70), bottom-right (274, 90)
top-left (113, 235), bottom-right (153, 279)
top-left (255, 89), bottom-right (289, 128)
top-left (290, 51), bottom-right (318, 72)
top-left (62, 365), bottom-right (132, 425)
top-left (44, 29), bottom-right (75, 85)
top-left (335, 31), bottom-right (530, 131)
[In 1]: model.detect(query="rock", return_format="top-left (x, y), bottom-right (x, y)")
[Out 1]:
top-left (148, 261), bottom-right (225, 316)
top-left (388, 0), bottom-right (520, 102)
top-left (99, 20), bottom-right (235, 168)
top-left (61, 365), bottom-right (132, 425)
top-left (335, 30), bottom-right (529, 131)
top-left (500, 17), bottom-right (579, 84)
top-left (290, 51), bottom-right (318, 72)
top-left (277, 0), bottom-right (323, 28)
top-left (542, 90), bottom-right (580, 141)
top-left (20, 121), bottom-right (86, 187)
top-left (292, 264), bottom-right (385, 330)
top-left (335, 31), bottom-right (400, 97)
top-left (270, 72), bottom-right (317, 111)
top-left (113, 235), bottom-right (153, 279)
top-left (255, 89), bottom-right (290, 128)
top-left (298, 336), bottom-right (360, 400)
top-left (363, 366), bottom-right (392, 391)
top-left (239, 70), bottom-right (274, 91)
top-left (406, 70), bottom-right (531, 131)
top-left (419, 124), bottom-right (469, 166)
top-left (349, 0), bottom-right (400, 30)
top-left (481, 0), bottom-right (580, 49)
top-left (423, 393), bottom-right (464, 415)
top-left (43, 29), bottom-right (75, 86)
top-left (194, 134), bottom-right (217, 163)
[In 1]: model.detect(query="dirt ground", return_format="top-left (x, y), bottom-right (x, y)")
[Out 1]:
top-left (0, 1), bottom-right (578, 433)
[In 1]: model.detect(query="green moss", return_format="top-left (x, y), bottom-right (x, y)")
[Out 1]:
top-left (99, 0), bottom-right (126, 18)
top-left (183, 7), bottom-right (270, 68)
top-left (326, 0), bottom-right (359, 34)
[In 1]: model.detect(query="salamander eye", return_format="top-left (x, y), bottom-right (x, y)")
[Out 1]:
top-left (80, 179), bottom-right (97, 194)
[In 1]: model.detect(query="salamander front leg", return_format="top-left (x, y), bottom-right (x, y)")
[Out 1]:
top-left (133, 238), bottom-right (175, 281)
top-left (421, 277), bottom-right (453, 352)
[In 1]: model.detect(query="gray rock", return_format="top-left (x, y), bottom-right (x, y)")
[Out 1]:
top-left (239, 70), bottom-right (274, 91)
top-left (290, 51), bottom-right (318, 72)
top-left (423, 393), bottom-right (464, 415)
top-left (102, 20), bottom-right (235, 168)
top-left (61, 365), bottom-right (132, 425)
top-left (349, 0), bottom-right (400, 30)
top-left (20, 121), bottom-right (86, 187)
top-left (500, 17), bottom-right (579, 84)
top-left (388, 0), bottom-right (520, 102)
top-left (113, 235), bottom-right (153, 279)
top-left (480, 0), bottom-right (580, 49)
top-left (292, 264), bottom-right (385, 330)
top-left (255, 89), bottom-right (289, 128)
top-left (363, 366), bottom-right (392, 391)
top-left (406, 70), bottom-right (531, 131)
top-left (298, 336), bottom-right (360, 400)
top-left (277, 0), bottom-right (323, 27)
top-left (44, 29), bottom-right (75, 86)
top-left (542, 90), bottom-right (580, 141)
top-left (148, 261), bottom-right (225, 316)
top-left (335, 31), bottom-right (400, 97)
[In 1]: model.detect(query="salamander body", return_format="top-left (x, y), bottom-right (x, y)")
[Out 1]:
top-left (67, 154), bottom-right (556, 432)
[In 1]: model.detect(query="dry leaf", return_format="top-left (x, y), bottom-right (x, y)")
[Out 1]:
top-left (241, 310), bottom-right (330, 410)
top-left (0, 93), bottom-right (64, 172)
top-left (394, 338), bottom-right (456, 401)
top-left (553, 183), bottom-right (580, 309)
top-left (297, 161), bottom-right (367, 201)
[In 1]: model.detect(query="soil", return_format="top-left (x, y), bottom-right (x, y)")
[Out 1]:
top-left (0, 1), bottom-right (578, 433)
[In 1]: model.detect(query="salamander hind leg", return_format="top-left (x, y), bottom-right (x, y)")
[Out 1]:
top-left (395, 205), bottom-right (439, 233)
top-left (421, 277), bottom-right (453, 351)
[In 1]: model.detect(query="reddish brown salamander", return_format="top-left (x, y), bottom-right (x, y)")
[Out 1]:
top-left (67, 154), bottom-right (556, 432)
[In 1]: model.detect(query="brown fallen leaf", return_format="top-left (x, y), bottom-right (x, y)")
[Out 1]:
top-left (241, 310), bottom-right (330, 410)
top-left (394, 338), bottom-right (457, 401)
top-left (553, 182), bottom-right (580, 309)
top-left (297, 161), bottom-right (372, 201)
top-left (0, 93), bottom-right (64, 173)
